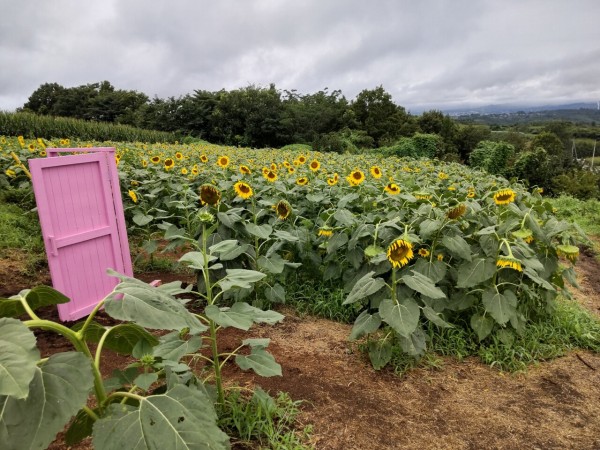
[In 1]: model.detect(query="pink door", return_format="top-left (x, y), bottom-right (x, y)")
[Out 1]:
top-left (29, 150), bottom-right (132, 321)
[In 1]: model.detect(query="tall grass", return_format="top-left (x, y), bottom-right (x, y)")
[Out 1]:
top-left (0, 111), bottom-right (178, 143)
top-left (549, 195), bottom-right (600, 236)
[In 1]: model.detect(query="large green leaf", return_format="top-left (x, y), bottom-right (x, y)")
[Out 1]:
top-left (349, 311), bottom-right (382, 341)
top-left (470, 313), bottom-right (494, 341)
top-left (343, 271), bottom-right (387, 305)
top-left (398, 328), bottom-right (427, 356)
top-left (413, 258), bottom-right (447, 284)
top-left (153, 331), bottom-right (203, 362)
top-left (456, 258), bottom-right (496, 288)
top-left (105, 273), bottom-right (206, 334)
top-left (72, 321), bottom-right (159, 355)
top-left (441, 235), bottom-right (472, 261)
top-left (402, 271), bottom-right (446, 299)
top-left (379, 297), bottom-right (420, 338)
top-left (92, 385), bottom-right (229, 450)
top-left (419, 219), bottom-right (442, 239)
top-left (0, 318), bottom-right (40, 399)
top-left (0, 286), bottom-right (70, 318)
top-left (245, 223), bottom-right (273, 240)
top-left (422, 306), bottom-right (453, 328)
top-left (218, 269), bottom-right (266, 291)
top-left (208, 239), bottom-right (239, 255)
top-left (264, 283), bottom-right (286, 303)
top-left (257, 254), bottom-right (286, 274)
top-left (482, 289), bottom-right (517, 325)
top-left (205, 304), bottom-right (254, 330)
top-left (178, 251), bottom-right (217, 270)
top-left (327, 232), bottom-right (349, 254)
top-left (0, 352), bottom-right (94, 450)
top-left (368, 339), bottom-right (392, 370)
top-left (235, 347), bottom-right (282, 377)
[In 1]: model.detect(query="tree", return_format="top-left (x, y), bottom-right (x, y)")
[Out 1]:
top-left (22, 82), bottom-right (65, 115)
top-left (469, 141), bottom-right (515, 176)
top-left (351, 86), bottom-right (413, 146)
top-left (454, 124), bottom-right (491, 161)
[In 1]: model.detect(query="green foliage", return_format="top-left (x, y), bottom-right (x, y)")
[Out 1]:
top-left (511, 147), bottom-right (554, 191)
top-left (549, 195), bottom-right (600, 235)
top-left (469, 140), bottom-right (515, 176)
top-left (312, 128), bottom-right (374, 153)
top-left (0, 111), bottom-right (177, 143)
top-left (218, 388), bottom-right (313, 449)
top-left (0, 202), bottom-right (43, 253)
top-left (553, 169), bottom-right (600, 200)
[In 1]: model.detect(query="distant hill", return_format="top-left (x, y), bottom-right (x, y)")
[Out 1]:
top-left (444, 103), bottom-right (600, 125)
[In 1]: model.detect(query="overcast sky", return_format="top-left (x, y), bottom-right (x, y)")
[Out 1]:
top-left (1, 0), bottom-right (599, 113)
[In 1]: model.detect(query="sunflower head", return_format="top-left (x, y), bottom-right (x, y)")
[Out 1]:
top-left (438, 172), bottom-right (449, 180)
top-left (175, 152), bottom-right (183, 160)
top-left (200, 154), bottom-right (208, 163)
top-left (494, 189), bottom-right (516, 206)
top-left (496, 256), bottom-right (523, 272)
top-left (199, 184), bottom-right (221, 206)
top-left (318, 227), bottom-right (333, 238)
top-left (384, 183), bottom-right (400, 195)
top-left (274, 200), bottom-right (292, 220)
top-left (414, 192), bottom-right (431, 201)
top-left (240, 165), bottom-right (251, 175)
top-left (298, 155), bottom-right (307, 164)
top-left (327, 177), bottom-right (338, 186)
top-left (347, 169), bottom-right (365, 186)
top-left (309, 160), bottom-right (320, 171)
top-left (164, 158), bottom-right (175, 170)
top-left (370, 166), bottom-right (382, 179)
top-left (128, 190), bottom-right (138, 203)
top-left (556, 244), bottom-right (579, 262)
top-left (296, 177), bottom-right (308, 186)
top-left (217, 155), bottom-right (230, 168)
top-left (265, 170), bottom-right (278, 182)
top-left (418, 248), bottom-right (430, 258)
top-left (447, 203), bottom-right (467, 220)
top-left (387, 239), bottom-right (414, 269)
top-left (234, 181), bottom-right (253, 199)
top-left (151, 156), bottom-right (161, 164)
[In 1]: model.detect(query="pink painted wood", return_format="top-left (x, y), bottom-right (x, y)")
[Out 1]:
top-left (29, 148), bottom-right (133, 321)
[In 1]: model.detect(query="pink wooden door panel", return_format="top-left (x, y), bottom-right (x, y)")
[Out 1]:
top-left (29, 151), bottom-right (131, 321)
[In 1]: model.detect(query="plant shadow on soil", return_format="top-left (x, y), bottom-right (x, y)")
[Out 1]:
top-left (2, 254), bottom-right (600, 450)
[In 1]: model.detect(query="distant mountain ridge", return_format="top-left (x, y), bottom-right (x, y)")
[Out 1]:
top-left (442, 102), bottom-right (599, 116)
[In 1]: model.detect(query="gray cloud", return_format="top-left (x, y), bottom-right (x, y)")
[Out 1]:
top-left (1, 0), bottom-right (599, 111)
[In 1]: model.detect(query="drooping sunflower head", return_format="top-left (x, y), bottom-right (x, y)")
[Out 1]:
top-left (414, 192), bottom-right (431, 201)
top-left (296, 177), bottom-right (308, 186)
top-left (151, 156), bottom-right (161, 164)
top-left (5, 169), bottom-right (16, 178)
top-left (199, 184), bottom-right (221, 206)
top-left (387, 239), bottom-right (414, 269)
top-left (217, 155), bottom-right (230, 168)
top-left (175, 152), bottom-right (184, 160)
top-left (164, 158), bottom-right (175, 170)
top-left (274, 200), bottom-right (292, 220)
top-left (318, 226), bottom-right (333, 238)
top-left (309, 160), bottom-right (321, 171)
top-left (128, 190), bottom-right (138, 203)
top-left (240, 165), bottom-right (251, 175)
top-left (370, 166), bottom-right (382, 179)
top-left (496, 256), bottom-right (523, 272)
top-left (494, 189), bottom-right (516, 206)
top-left (233, 181), bottom-right (253, 199)
top-left (447, 203), bottom-right (467, 220)
top-left (556, 244), bottom-right (579, 263)
top-left (384, 183), bottom-right (400, 195)
top-left (347, 169), bottom-right (365, 186)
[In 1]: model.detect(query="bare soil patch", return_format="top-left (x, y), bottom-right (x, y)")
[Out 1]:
top-left (2, 251), bottom-right (600, 449)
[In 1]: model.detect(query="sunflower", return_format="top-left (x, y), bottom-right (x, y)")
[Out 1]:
top-left (296, 177), bottom-right (308, 186)
top-left (264, 170), bottom-right (278, 182)
top-left (370, 166), bottom-right (382, 179)
top-left (175, 152), bottom-right (184, 160)
top-left (151, 156), bottom-right (161, 164)
top-left (181, 168), bottom-right (188, 175)
top-left (39, 150), bottom-right (47, 157)
top-left (309, 160), bottom-right (320, 171)
top-left (318, 227), bottom-right (333, 238)
top-left (494, 189), bottom-right (516, 205)
top-left (28, 143), bottom-right (35, 152)
top-left (387, 239), bottom-right (414, 269)
top-left (240, 165), bottom-right (251, 175)
top-left (270, 162), bottom-right (278, 171)
top-left (447, 203), bottom-right (467, 219)
top-left (438, 172), bottom-right (449, 180)
top-left (437, 253), bottom-right (444, 261)
top-left (5, 169), bottom-right (16, 178)
top-left (466, 191), bottom-right (476, 198)
top-left (327, 177), bottom-right (338, 186)
top-left (496, 256), bottom-right (523, 272)
top-left (288, 166), bottom-right (296, 174)
top-left (233, 181), bottom-right (253, 199)
top-left (418, 248), bottom-right (430, 258)
top-left (191, 165), bottom-right (199, 175)
top-left (164, 158), bottom-right (175, 170)
top-left (274, 200), bottom-right (292, 220)
top-left (346, 169), bottom-right (365, 186)
top-left (200, 154), bottom-right (208, 163)
top-left (384, 183), bottom-right (400, 195)
top-left (298, 155), bottom-right (307, 164)
top-left (414, 192), bottom-right (431, 200)
top-left (199, 184), bottom-right (221, 206)
top-left (217, 155), bottom-right (230, 168)
top-left (557, 244), bottom-right (579, 262)
top-left (130, 180), bottom-right (139, 186)
top-left (142, 160), bottom-right (148, 168)
top-left (128, 190), bottom-right (138, 203)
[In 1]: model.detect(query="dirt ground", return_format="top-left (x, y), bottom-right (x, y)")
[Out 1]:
top-left (2, 252), bottom-right (600, 450)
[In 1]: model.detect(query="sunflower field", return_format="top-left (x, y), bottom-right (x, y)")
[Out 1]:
top-left (0, 135), bottom-right (587, 369)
